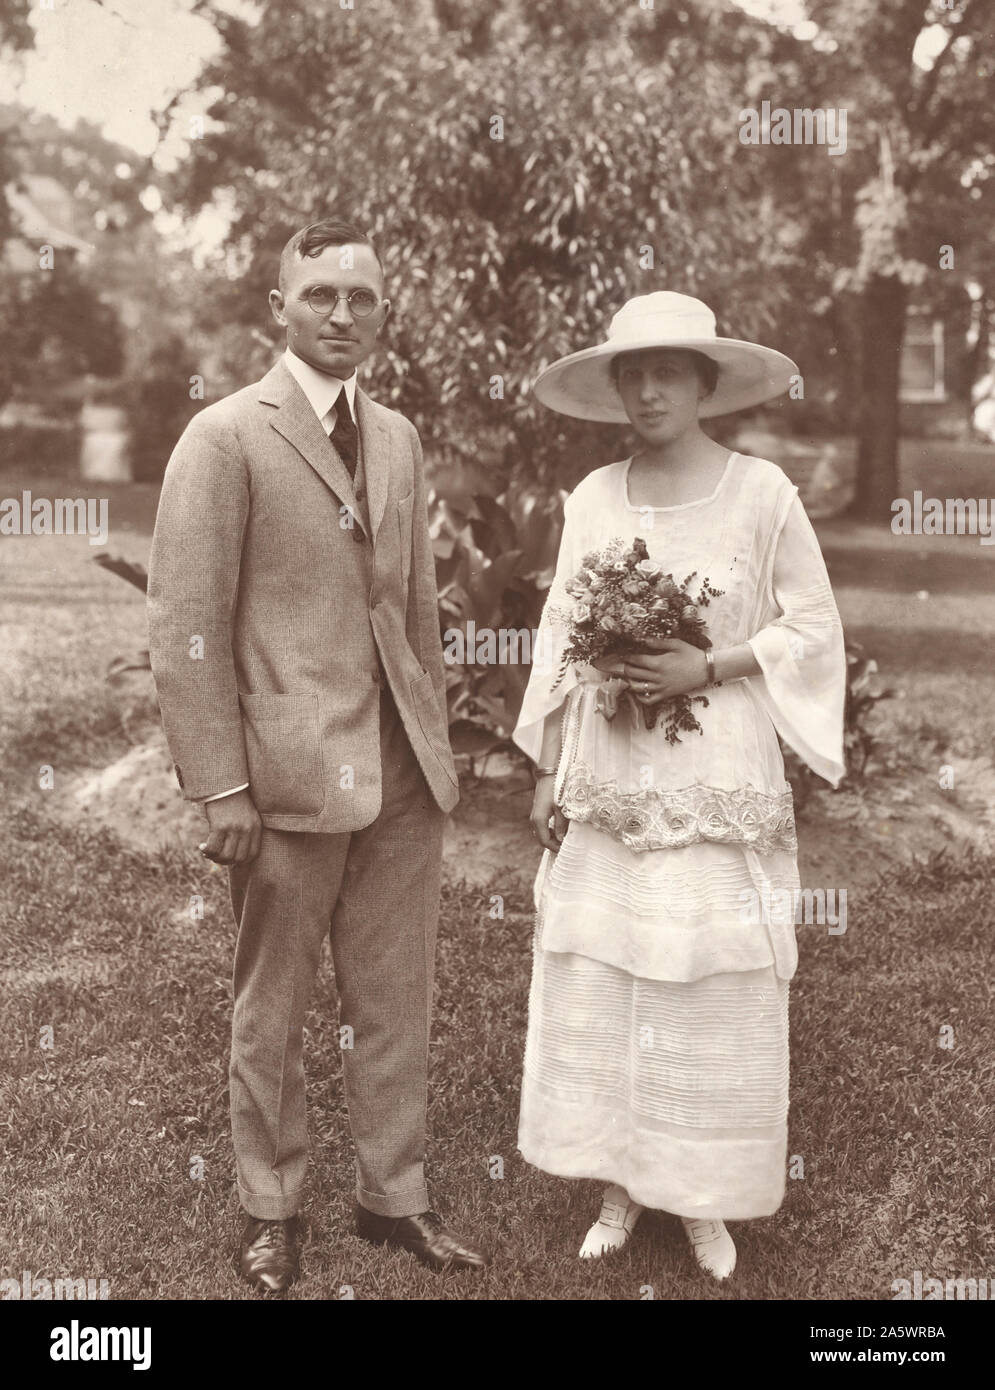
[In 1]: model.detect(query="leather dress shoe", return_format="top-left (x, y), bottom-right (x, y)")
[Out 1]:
top-left (355, 1205), bottom-right (489, 1272)
top-left (238, 1214), bottom-right (302, 1292)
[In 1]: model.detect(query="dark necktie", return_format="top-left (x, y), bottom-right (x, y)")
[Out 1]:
top-left (330, 397), bottom-right (358, 479)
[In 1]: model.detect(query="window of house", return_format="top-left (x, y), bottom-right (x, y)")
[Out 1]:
top-left (900, 314), bottom-right (946, 402)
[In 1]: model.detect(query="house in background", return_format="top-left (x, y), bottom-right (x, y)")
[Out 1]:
top-left (1, 174), bottom-right (131, 480)
top-left (901, 310), bottom-right (945, 405)
top-left (733, 286), bottom-right (993, 517)
top-left (900, 287), bottom-right (994, 442)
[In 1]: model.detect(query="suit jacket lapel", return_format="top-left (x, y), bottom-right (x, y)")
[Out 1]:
top-left (356, 387), bottom-right (389, 541)
top-left (258, 360), bottom-right (366, 534)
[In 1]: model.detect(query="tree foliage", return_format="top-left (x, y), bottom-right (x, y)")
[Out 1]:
top-left (0, 0), bottom-right (35, 246)
top-left (160, 0), bottom-right (824, 492)
top-left (770, 0), bottom-right (995, 511)
top-left (153, 0), bottom-right (993, 515)
top-left (0, 107), bottom-right (157, 408)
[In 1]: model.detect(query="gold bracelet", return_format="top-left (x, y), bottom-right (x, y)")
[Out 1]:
top-left (535, 765), bottom-right (558, 778)
top-left (705, 649), bottom-right (716, 685)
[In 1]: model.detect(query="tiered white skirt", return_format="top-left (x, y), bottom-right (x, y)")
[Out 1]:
top-left (518, 821), bottom-right (796, 1219)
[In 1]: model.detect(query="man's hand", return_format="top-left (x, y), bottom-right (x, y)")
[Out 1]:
top-left (530, 776), bottom-right (568, 854)
top-left (199, 789), bottom-right (262, 866)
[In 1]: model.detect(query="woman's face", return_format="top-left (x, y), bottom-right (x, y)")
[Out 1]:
top-left (614, 349), bottom-right (710, 444)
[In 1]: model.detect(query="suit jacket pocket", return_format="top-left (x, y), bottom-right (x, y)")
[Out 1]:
top-left (238, 692), bottom-right (325, 816)
top-left (397, 490), bottom-right (414, 588)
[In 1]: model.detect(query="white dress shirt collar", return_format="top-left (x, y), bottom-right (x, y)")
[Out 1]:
top-left (283, 347), bottom-right (358, 424)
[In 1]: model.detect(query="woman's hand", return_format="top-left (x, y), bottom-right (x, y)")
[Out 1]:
top-left (618, 638), bottom-right (709, 707)
top-left (530, 775), bottom-right (568, 853)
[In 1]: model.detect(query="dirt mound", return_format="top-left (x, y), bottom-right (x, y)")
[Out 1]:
top-left (794, 764), bottom-right (994, 890)
top-left (64, 726), bottom-right (202, 853)
top-left (55, 727), bottom-right (995, 892)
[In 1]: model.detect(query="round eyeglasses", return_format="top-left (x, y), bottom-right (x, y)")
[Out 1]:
top-left (305, 286), bottom-right (381, 318)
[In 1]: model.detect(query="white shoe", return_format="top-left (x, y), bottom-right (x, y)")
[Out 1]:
top-left (680, 1216), bottom-right (736, 1280)
top-left (579, 1184), bottom-right (644, 1259)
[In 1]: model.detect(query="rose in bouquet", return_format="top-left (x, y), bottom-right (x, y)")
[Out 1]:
top-left (552, 536), bottom-right (723, 743)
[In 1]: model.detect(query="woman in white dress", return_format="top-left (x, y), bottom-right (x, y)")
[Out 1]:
top-left (513, 292), bottom-right (846, 1280)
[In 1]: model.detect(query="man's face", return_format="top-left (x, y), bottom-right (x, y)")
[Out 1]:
top-left (268, 243), bottom-right (389, 379)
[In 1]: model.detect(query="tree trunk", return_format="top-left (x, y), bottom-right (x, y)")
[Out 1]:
top-left (851, 274), bottom-right (908, 521)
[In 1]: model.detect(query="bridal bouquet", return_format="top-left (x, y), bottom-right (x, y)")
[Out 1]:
top-left (552, 536), bottom-right (723, 743)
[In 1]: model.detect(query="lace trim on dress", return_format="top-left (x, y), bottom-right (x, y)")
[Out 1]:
top-left (559, 763), bottom-right (798, 855)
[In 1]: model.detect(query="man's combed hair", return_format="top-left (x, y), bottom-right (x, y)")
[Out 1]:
top-left (278, 219), bottom-right (384, 291)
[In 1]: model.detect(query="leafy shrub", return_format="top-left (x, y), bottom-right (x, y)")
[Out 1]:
top-left (121, 334), bottom-right (204, 483)
top-left (781, 640), bottom-right (894, 808)
top-left (432, 486), bottom-right (564, 763)
top-left (98, 500), bottom-right (892, 802)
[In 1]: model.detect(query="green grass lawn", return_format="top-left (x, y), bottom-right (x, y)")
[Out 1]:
top-left (1, 460), bottom-right (993, 1301)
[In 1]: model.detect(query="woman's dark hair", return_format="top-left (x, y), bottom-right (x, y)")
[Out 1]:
top-left (610, 348), bottom-right (720, 397)
top-left (279, 219), bottom-right (384, 290)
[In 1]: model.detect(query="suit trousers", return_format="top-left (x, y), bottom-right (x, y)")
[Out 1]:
top-left (228, 681), bottom-right (445, 1220)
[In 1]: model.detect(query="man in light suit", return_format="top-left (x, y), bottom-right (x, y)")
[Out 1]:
top-left (147, 219), bottom-right (488, 1290)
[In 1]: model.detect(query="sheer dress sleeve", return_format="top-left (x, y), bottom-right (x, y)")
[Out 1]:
top-left (745, 490), bottom-right (847, 788)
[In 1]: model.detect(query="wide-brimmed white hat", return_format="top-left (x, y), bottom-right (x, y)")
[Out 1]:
top-left (533, 291), bottom-right (798, 421)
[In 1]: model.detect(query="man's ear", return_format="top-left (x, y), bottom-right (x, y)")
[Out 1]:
top-left (268, 288), bottom-right (287, 327)
top-left (377, 298), bottom-right (391, 332)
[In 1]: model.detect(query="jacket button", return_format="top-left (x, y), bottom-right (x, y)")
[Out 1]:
top-left (352, 528), bottom-right (365, 543)
top-left (372, 669), bottom-right (381, 686)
